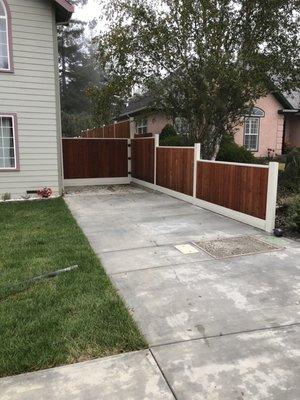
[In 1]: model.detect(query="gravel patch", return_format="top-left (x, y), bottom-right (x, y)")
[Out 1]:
top-left (194, 236), bottom-right (282, 259)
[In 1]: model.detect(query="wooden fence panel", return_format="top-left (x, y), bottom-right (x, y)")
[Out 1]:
top-left (62, 139), bottom-right (128, 179)
top-left (196, 161), bottom-right (268, 219)
top-left (81, 120), bottom-right (130, 139)
top-left (131, 138), bottom-right (155, 183)
top-left (115, 120), bottom-right (130, 138)
top-left (156, 147), bottom-right (194, 196)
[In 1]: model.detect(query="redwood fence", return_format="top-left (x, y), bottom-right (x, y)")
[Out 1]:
top-left (130, 136), bottom-right (278, 232)
top-left (62, 138), bottom-right (128, 180)
top-left (81, 120), bottom-right (130, 139)
top-left (62, 135), bottom-right (278, 232)
top-left (196, 161), bottom-right (268, 220)
top-left (131, 138), bottom-right (155, 183)
top-left (156, 147), bottom-right (194, 196)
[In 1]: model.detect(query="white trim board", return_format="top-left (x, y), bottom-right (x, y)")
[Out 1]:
top-left (64, 177), bottom-right (131, 187)
top-left (131, 178), bottom-right (267, 231)
top-left (198, 159), bottom-right (269, 168)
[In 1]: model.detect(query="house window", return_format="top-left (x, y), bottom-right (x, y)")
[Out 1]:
top-left (136, 118), bottom-right (148, 135)
top-left (243, 107), bottom-right (265, 152)
top-left (0, 0), bottom-right (11, 71)
top-left (244, 117), bottom-right (260, 151)
top-left (0, 115), bottom-right (17, 169)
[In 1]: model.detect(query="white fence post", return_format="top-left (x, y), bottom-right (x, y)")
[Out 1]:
top-left (129, 117), bottom-right (135, 139)
top-left (265, 161), bottom-right (279, 233)
top-left (193, 143), bottom-right (201, 197)
top-left (154, 134), bottom-right (160, 186)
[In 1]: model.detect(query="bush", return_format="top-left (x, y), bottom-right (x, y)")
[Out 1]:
top-left (281, 147), bottom-right (300, 192)
top-left (159, 135), bottom-right (185, 146)
top-left (61, 112), bottom-right (93, 137)
top-left (160, 124), bottom-right (177, 139)
top-left (286, 195), bottom-right (300, 233)
top-left (217, 134), bottom-right (256, 164)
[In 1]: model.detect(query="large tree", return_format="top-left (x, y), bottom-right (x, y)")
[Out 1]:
top-left (57, 17), bottom-right (104, 135)
top-left (95, 0), bottom-right (300, 157)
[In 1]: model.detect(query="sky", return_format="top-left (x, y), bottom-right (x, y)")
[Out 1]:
top-left (74, 0), bottom-right (104, 32)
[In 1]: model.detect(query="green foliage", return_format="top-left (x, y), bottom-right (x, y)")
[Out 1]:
top-left (217, 134), bottom-right (256, 164)
top-left (281, 148), bottom-right (300, 192)
top-left (286, 195), bottom-right (300, 233)
top-left (97, 0), bottom-right (300, 158)
top-left (57, 20), bottom-right (104, 130)
top-left (61, 112), bottom-right (92, 137)
top-left (160, 135), bottom-right (186, 146)
top-left (87, 82), bottom-right (127, 126)
top-left (160, 124), bottom-right (177, 139)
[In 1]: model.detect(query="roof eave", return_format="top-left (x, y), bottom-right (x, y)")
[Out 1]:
top-left (53, 0), bottom-right (74, 23)
top-left (272, 91), bottom-right (295, 110)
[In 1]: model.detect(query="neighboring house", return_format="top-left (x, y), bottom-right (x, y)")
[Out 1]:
top-left (0, 0), bottom-right (73, 199)
top-left (118, 91), bottom-right (300, 157)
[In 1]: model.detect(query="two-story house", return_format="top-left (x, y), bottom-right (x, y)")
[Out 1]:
top-left (0, 0), bottom-right (73, 199)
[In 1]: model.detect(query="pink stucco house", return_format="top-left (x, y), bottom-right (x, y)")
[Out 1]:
top-left (117, 91), bottom-right (300, 157)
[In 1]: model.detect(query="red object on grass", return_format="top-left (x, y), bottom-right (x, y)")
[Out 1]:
top-left (37, 188), bottom-right (52, 198)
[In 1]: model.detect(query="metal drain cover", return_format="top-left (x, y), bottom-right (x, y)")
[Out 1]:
top-left (194, 236), bottom-right (281, 259)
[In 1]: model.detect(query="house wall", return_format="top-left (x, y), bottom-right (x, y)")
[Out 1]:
top-left (131, 94), bottom-right (286, 157)
top-left (234, 94), bottom-right (284, 157)
top-left (285, 115), bottom-right (300, 148)
top-left (147, 113), bottom-right (172, 135)
top-left (0, 0), bottom-right (61, 198)
top-left (132, 113), bottom-right (171, 136)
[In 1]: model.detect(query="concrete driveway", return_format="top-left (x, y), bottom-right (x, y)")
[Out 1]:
top-left (2, 185), bottom-right (299, 400)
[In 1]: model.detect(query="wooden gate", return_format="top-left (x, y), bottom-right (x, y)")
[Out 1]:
top-left (62, 138), bottom-right (129, 185)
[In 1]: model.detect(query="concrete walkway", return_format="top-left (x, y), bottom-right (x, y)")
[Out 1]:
top-left (2, 185), bottom-right (300, 399)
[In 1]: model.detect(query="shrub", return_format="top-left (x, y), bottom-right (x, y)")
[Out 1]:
top-left (217, 134), bottom-right (256, 164)
top-left (160, 124), bottom-right (177, 139)
top-left (286, 195), bottom-right (300, 233)
top-left (281, 147), bottom-right (300, 192)
top-left (61, 112), bottom-right (93, 137)
top-left (159, 135), bottom-right (185, 146)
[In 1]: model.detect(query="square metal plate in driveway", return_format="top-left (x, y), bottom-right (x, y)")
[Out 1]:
top-left (194, 236), bottom-right (281, 259)
top-left (174, 244), bottom-right (200, 254)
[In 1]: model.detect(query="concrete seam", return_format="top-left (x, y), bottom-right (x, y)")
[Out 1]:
top-left (150, 322), bottom-right (300, 349)
top-left (149, 348), bottom-right (178, 400)
top-left (108, 257), bottom-right (214, 275)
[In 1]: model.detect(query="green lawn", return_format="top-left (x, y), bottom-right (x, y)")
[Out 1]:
top-left (0, 198), bottom-right (146, 377)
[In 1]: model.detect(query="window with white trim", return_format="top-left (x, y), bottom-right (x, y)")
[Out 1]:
top-left (0, 115), bottom-right (16, 169)
top-left (0, 0), bottom-right (10, 71)
top-left (244, 117), bottom-right (260, 151)
top-left (136, 117), bottom-right (148, 135)
top-left (243, 108), bottom-right (265, 152)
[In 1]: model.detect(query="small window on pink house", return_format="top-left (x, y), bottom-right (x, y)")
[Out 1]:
top-left (243, 107), bottom-right (265, 152)
top-left (0, 0), bottom-right (12, 72)
top-left (136, 118), bottom-right (148, 135)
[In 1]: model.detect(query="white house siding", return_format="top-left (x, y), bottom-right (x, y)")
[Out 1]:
top-left (0, 0), bottom-right (62, 198)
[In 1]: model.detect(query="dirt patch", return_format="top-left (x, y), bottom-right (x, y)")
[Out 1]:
top-left (64, 184), bottom-right (145, 196)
